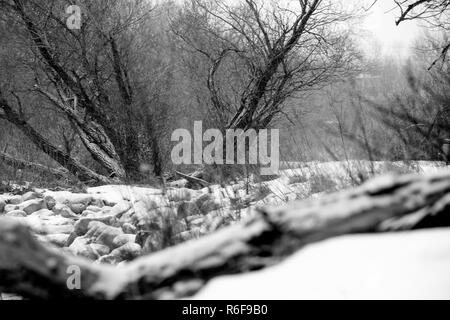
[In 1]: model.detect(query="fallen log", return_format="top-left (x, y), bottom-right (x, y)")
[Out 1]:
top-left (1, 171), bottom-right (450, 299)
top-left (175, 171), bottom-right (210, 188)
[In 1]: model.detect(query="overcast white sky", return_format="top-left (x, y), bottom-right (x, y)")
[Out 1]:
top-left (164, 0), bottom-right (423, 59)
top-left (357, 0), bottom-right (421, 59)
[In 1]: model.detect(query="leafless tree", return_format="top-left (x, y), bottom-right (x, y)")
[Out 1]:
top-left (0, 0), bottom-right (155, 183)
top-left (389, 0), bottom-right (450, 67)
top-left (171, 0), bottom-right (360, 131)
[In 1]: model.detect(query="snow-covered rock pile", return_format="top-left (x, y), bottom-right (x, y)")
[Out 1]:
top-left (0, 182), bottom-right (265, 264)
top-left (0, 160), bottom-right (447, 266)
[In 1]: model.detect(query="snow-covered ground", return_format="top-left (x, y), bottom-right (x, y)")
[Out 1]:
top-left (1, 160), bottom-right (449, 300)
top-left (194, 228), bottom-right (450, 300)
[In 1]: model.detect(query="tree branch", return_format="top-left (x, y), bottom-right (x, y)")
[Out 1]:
top-left (0, 94), bottom-right (112, 184)
top-left (0, 152), bottom-right (69, 179)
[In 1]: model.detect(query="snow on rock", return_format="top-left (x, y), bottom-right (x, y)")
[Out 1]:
top-left (6, 210), bottom-right (27, 217)
top-left (8, 195), bottom-right (23, 205)
top-left (8, 213), bottom-right (74, 235)
top-left (86, 185), bottom-right (163, 204)
top-left (17, 199), bottom-right (46, 215)
top-left (193, 228), bottom-right (450, 300)
top-left (1, 160), bottom-right (449, 267)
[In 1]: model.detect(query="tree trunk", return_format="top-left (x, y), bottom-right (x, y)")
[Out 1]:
top-left (0, 152), bottom-right (68, 179)
top-left (1, 170), bottom-right (450, 299)
top-left (9, 2), bottom-right (143, 182)
top-left (0, 97), bottom-right (113, 184)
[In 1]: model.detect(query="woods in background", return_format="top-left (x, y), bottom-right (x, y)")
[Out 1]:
top-left (0, 0), bottom-right (449, 186)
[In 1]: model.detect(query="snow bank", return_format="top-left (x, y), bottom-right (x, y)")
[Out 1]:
top-left (193, 228), bottom-right (450, 300)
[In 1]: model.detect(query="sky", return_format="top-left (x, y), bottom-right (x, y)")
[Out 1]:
top-left (160, 0), bottom-right (423, 60)
top-left (357, 0), bottom-right (422, 59)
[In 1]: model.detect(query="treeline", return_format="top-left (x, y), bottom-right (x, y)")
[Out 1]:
top-left (0, 0), bottom-right (449, 186)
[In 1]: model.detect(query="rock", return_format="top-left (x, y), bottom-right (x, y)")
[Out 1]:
top-left (90, 243), bottom-right (111, 257)
top-left (132, 200), bottom-right (159, 227)
top-left (122, 223), bottom-right (137, 234)
top-left (97, 254), bottom-right (122, 265)
top-left (64, 193), bottom-right (93, 206)
top-left (49, 193), bottom-right (93, 214)
top-left (186, 214), bottom-right (204, 224)
top-left (68, 237), bottom-right (98, 260)
top-left (18, 199), bottom-right (46, 215)
top-left (109, 201), bottom-right (132, 217)
top-left (83, 221), bottom-right (124, 249)
top-left (100, 206), bottom-right (113, 214)
top-left (44, 195), bottom-right (56, 210)
top-left (80, 210), bottom-right (99, 218)
top-left (86, 205), bottom-right (102, 213)
top-left (112, 234), bottom-right (136, 248)
top-left (189, 217), bottom-right (205, 227)
top-left (289, 182), bottom-right (312, 199)
top-left (89, 198), bottom-right (105, 208)
top-left (102, 199), bottom-right (117, 208)
top-left (70, 216), bottom-right (118, 241)
top-left (21, 191), bottom-right (42, 202)
top-left (69, 202), bottom-right (89, 215)
top-left (166, 188), bottom-right (192, 202)
top-left (177, 201), bottom-right (202, 219)
top-left (223, 186), bottom-right (236, 198)
top-left (8, 195), bottom-right (23, 205)
top-left (6, 210), bottom-right (27, 218)
top-left (53, 203), bottom-right (78, 219)
top-left (110, 243), bottom-right (142, 261)
top-left (68, 237), bottom-right (111, 260)
top-left (4, 204), bottom-right (18, 213)
top-left (45, 225), bottom-right (74, 235)
top-left (119, 210), bottom-right (135, 226)
top-left (29, 209), bottom-right (55, 218)
top-left (42, 233), bottom-right (70, 247)
top-left (17, 214), bottom-right (74, 235)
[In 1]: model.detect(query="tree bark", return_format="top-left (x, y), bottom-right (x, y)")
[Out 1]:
top-left (8, 1), bottom-right (145, 181)
top-left (1, 170), bottom-right (450, 299)
top-left (0, 152), bottom-right (68, 179)
top-left (34, 86), bottom-right (127, 180)
top-left (0, 97), bottom-right (113, 184)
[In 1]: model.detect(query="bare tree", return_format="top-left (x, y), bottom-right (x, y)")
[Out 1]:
top-left (171, 0), bottom-right (359, 131)
top-left (390, 0), bottom-right (450, 67)
top-left (0, 0), bottom-right (155, 183)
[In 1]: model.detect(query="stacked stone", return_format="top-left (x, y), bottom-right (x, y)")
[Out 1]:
top-left (0, 172), bottom-right (317, 265)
